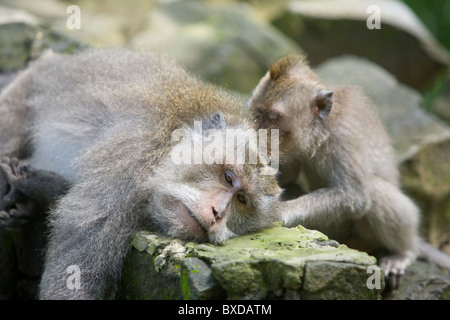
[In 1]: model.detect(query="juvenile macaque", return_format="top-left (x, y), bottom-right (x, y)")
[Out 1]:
top-left (250, 56), bottom-right (450, 288)
top-left (0, 48), bottom-right (281, 299)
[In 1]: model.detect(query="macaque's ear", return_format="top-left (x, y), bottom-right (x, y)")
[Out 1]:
top-left (311, 90), bottom-right (333, 120)
top-left (202, 112), bottom-right (226, 131)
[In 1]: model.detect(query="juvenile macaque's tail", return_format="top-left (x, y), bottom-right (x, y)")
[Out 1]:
top-left (417, 237), bottom-right (450, 269)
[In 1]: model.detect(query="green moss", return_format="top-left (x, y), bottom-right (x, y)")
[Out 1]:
top-left (180, 268), bottom-right (191, 300)
top-left (127, 225), bottom-right (380, 299)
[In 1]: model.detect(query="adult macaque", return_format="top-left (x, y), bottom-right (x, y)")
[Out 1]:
top-left (0, 48), bottom-right (281, 299)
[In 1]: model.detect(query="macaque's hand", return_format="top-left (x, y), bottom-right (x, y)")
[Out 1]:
top-left (278, 202), bottom-right (306, 228)
top-left (1, 157), bottom-right (31, 183)
top-left (0, 158), bottom-right (37, 227)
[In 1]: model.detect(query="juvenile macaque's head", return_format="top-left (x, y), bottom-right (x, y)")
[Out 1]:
top-left (249, 56), bottom-right (333, 154)
top-left (146, 113), bottom-right (281, 244)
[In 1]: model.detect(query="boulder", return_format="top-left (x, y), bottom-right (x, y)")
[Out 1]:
top-left (1, 0), bottom-right (67, 20)
top-left (48, 0), bottom-right (157, 48)
top-left (432, 75), bottom-right (450, 124)
top-left (384, 260), bottom-right (450, 300)
top-left (0, 5), bottom-right (38, 72)
top-left (400, 140), bottom-right (450, 254)
top-left (272, 0), bottom-right (449, 90)
top-left (120, 225), bottom-right (383, 300)
top-left (0, 4), bottom-right (86, 73)
top-left (129, 0), bottom-right (302, 93)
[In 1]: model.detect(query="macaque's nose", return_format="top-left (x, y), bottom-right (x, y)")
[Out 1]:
top-left (211, 191), bottom-right (233, 221)
top-left (212, 200), bottom-right (229, 220)
top-left (212, 207), bottom-right (222, 220)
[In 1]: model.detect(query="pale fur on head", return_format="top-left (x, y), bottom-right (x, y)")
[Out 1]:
top-left (145, 119), bottom-right (280, 244)
top-left (250, 56), bottom-right (331, 158)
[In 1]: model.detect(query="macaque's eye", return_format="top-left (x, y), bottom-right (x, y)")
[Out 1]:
top-left (254, 108), bottom-right (263, 119)
top-left (268, 112), bottom-right (279, 123)
top-left (236, 192), bottom-right (247, 205)
top-left (224, 171), bottom-right (234, 186)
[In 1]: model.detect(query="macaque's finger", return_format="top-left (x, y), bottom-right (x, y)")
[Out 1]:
top-left (0, 210), bottom-right (9, 220)
top-left (9, 157), bottom-right (19, 175)
top-left (0, 163), bottom-right (16, 183)
top-left (0, 208), bottom-right (34, 227)
top-left (0, 209), bottom-right (15, 227)
top-left (387, 273), bottom-right (402, 290)
top-left (2, 187), bottom-right (24, 207)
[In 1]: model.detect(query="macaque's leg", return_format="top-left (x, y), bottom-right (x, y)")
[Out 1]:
top-left (366, 178), bottom-right (419, 289)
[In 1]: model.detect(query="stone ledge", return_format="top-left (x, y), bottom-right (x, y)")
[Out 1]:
top-left (119, 224), bottom-right (383, 300)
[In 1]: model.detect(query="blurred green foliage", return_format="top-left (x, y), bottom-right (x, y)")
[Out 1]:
top-left (402, 0), bottom-right (450, 110)
top-left (402, 0), bottom-right (450, 52)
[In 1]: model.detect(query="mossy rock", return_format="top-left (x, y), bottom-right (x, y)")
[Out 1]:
top-left (120, 225), bottom-right (383, 300)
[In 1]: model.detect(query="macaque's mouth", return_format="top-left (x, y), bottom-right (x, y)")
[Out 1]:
top-left (181, 203), bottom-right (208, 236)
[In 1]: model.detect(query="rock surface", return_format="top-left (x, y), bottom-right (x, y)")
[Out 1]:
top-left (384, 260), bottom-right (450, 300)
top-left (400, 140), bottom-right (450, 254)
top-left (129, 0), bottom-right (302, 93)
top-left (432, 75), bottom-right (450, 124)
top-left (0, 4), bottom-right (86, 73)
top-left (120, 225), bottom-right (383, 300)
top-left (273, 0), bottom-right (449, 90)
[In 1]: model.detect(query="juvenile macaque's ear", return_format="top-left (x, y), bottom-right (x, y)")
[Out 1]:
top-left (202, 112), bottom-right (226, 131)
top-left (311, 90), bottom-right (333, 120)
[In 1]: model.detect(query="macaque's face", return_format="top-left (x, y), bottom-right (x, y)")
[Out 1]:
top-left (250, 72), bottom-right (310, 153)
top-left (252, 100), bottom-right (298, 154)
top-left (250, 65), bottom-right (330, 154)
top-left (147, 130), bottom-right (281, 244)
